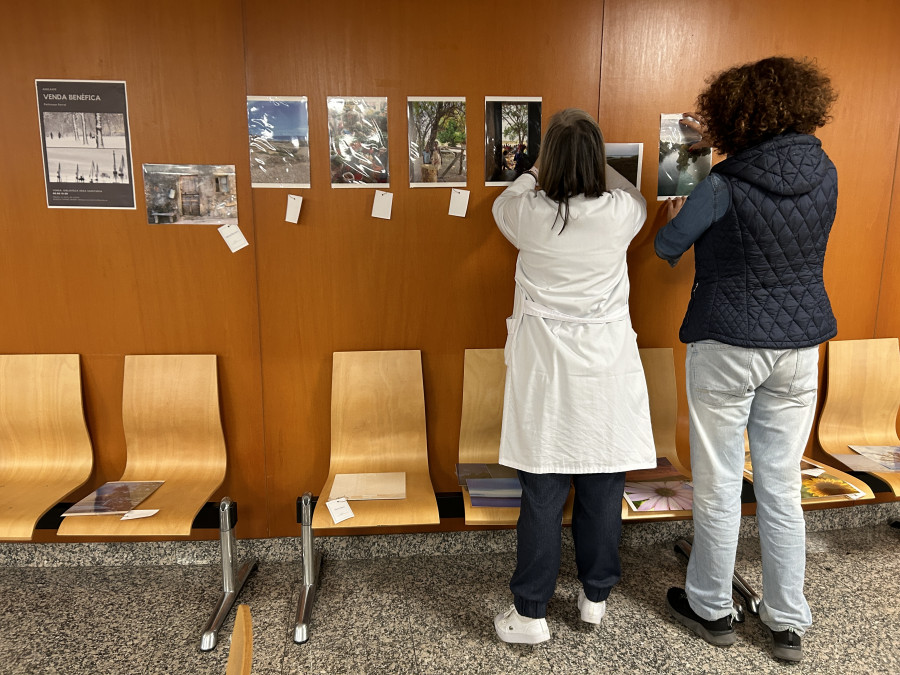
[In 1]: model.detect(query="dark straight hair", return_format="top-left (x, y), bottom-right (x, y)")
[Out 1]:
top-left (537, 108), bottom-right (607, 233)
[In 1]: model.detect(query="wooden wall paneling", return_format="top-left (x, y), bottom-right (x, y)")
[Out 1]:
top-left (3, 0), bottom-right (897, 540)
top-left (875, 133), bottom-right (900, 340)
top-left (599, 0), bottom-right (900, 466)
top-left (242, 0), bottom-right (605, 536)
top-left (0, 1), bottom-right (269, 539)
top-left (875, 131), bottom-right (900, 437)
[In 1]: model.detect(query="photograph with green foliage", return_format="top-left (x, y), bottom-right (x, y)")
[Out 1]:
top-left (485, 97), bottom-right (541, 185)
top-left (407, 98), bottom-right (466, 187)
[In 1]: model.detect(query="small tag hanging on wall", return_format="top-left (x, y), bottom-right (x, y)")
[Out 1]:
top-left (449, 189), bottom-right (469, 218)
top-left (372, 190), bottom-right (393, 220)
top-left (218, 223), bottom-right (250, 252)
top-left (285, 195), bottom-right (303, 223)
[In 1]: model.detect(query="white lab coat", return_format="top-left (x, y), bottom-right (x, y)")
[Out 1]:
top-left (492, 166), bottom-right (656, 474)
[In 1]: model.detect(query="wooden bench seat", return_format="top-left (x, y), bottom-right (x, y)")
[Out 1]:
top-left (621, 347), bottom-right (694, 522)
top-left (311, 350), bottom-right (439, 529)
top-left (0, 354), bottom-right (94, 541)
top-left (58, 354), bottom-right (227, 537)
top-left (457, 348), bottom-right (573, 526)
top-left (457, 348), bottom-right (685, 526)
top-left (295, 350), bottom-right (439, 642)
top-left (817, 338), bottom-right (900, 497)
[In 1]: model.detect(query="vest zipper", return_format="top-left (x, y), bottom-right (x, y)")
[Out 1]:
top-left (683, 282), bottom-right (699, 326)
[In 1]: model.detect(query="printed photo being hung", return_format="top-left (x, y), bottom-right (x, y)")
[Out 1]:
top-left (407, 98), bottom-right (466, 187)
top-left (247, 96), bottom-right (310, 188)
top-left (327, 97), bottom-right (389, 187)
top-left (657, 113), bottom-right (711, 200)
top-left (142, 164), bottom-right (237, 225)
top-left (605, 143), bottom-right (644, 190)
top-left (36, 79), bottom-right (136, 209)
top-left (485, 97), bottom-right (541, 186)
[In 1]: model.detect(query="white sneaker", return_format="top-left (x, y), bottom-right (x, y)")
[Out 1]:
top-left (577, 589), bottom-right (606, 625)
top-left (494, 605), bottom-right (550, 644)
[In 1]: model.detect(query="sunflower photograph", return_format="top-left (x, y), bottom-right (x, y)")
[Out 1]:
top-left (800, 474), bottom-right (864, 500)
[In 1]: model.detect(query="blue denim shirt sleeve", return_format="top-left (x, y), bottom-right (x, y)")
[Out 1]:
top-left (654, 173), bottom-right (728, 267)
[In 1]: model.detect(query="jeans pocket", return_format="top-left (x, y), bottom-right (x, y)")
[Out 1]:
top-left (757, 347), bottom-right (819, 406)
top-left (787, 346), bottom-right (819, 406)
top-left (689, 341), bottom-right (752, 408)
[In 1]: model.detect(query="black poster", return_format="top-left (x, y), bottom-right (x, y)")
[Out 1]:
top-left (35, 79), bottom-right (136, 209)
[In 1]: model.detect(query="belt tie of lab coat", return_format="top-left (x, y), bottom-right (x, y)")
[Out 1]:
top-left (505, 300), bottom-right (630, 364)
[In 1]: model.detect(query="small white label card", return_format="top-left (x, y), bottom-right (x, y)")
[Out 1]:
top-left (372, 190), bottom-right (393, 220)
top-left (285, 194), bottom-right (303, 223)
top-left (449, 189), bottom-right (470, 217)
top-left (120, 509), bottom-right (159, 520)
top-left (325, 497), bottom-right (354, 524)
top-left (218, 223), bottom-right (250, 252)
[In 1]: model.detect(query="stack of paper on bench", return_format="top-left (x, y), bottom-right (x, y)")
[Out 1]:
top-left (328, 472), bottom-right (406, 501)
top-left (456, 463), bottom-right (522, 508)
top-left (845, 445), bottom-right (900, 472)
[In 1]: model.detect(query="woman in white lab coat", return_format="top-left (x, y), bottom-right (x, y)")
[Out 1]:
top-left (492, 108), bottom-right (656, 645)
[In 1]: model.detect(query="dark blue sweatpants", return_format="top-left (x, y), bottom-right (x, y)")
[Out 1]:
top-left (511, 470), bottom-right (627, 619)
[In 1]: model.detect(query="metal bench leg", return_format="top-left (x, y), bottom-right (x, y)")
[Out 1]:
top-left (293, 492), bottom-right (322, 644)
top-left (199, 497), bottom-right (259, 651)
top-left (674, 537), bottom-right (761, 620)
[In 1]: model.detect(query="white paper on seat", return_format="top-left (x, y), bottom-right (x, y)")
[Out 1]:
top-left (329, 472), bottom-right (406, 500)
top-left (120, 509), bottom-right (159, 520)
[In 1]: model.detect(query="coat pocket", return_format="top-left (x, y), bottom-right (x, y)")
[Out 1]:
top-left (504, 316), bottom-right (519, 365)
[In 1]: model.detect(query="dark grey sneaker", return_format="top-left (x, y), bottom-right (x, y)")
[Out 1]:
top-left (666, 587), bottom-right (736, 646)
top-left (769, 627), bottom-right (802, 662)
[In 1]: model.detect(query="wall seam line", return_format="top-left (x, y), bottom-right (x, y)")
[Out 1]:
top-left (239, 0), bottom-right (274, 538)
top-left (872, 116), bottom-right (900, 339)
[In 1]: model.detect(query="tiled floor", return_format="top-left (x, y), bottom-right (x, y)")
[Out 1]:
top-left (1, 519), bottom-right (898, 674)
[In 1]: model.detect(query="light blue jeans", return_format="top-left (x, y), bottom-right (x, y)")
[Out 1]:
top-left (685, 340), bottom-right (817, 635)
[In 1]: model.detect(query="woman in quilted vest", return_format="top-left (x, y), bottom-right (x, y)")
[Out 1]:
top-left (654, 57), bottom-right (838, 663)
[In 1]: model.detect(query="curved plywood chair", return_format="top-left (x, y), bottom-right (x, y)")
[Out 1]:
top-left (457, 348), bottom-right (573, 526)
top-left (817, 338), bottom-right (900, 497)
top-left (621, 348), bottom-right (694, 522)
top-left (59, 354), bottom-right (227, 537)
top-left (311, 350), bottom-right (439, 529)
top-left (225, 604), bottom-right (253, 675)
top-left (0, 354), bottom-right (94, 541)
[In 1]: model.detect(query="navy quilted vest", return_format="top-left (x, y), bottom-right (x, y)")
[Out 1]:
top-left (679, 133), bottom-right (838, 348)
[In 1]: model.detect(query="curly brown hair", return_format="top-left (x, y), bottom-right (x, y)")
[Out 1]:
top-left (696, 56), bottom-right (837, 156)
